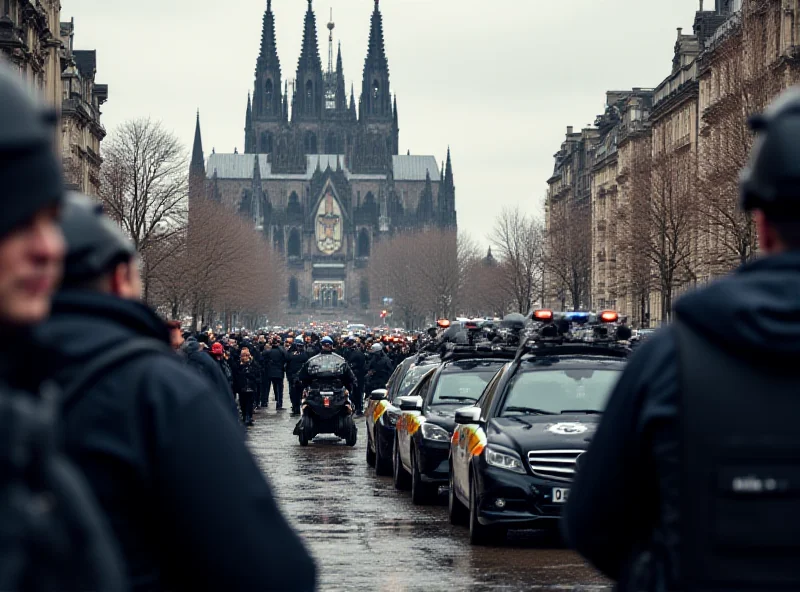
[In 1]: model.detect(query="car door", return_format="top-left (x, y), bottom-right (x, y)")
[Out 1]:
top-left (397, 371), bottom-right (433, 471)
top-left (367, 362), bottom-right (403, 440)
top-left (454, 367), bottom-right (505, 501)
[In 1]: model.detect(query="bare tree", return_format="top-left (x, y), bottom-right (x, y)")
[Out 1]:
top-left (633, 150), bottom-right (696, 323)
top-left (698, 2), bottom-right (781, 273)
top-left (99, 118), bottom-right (188, 301)
top-left (546, 200), bottom-right (591, 311)
top-left (489, 206), bottom-right (545, 314)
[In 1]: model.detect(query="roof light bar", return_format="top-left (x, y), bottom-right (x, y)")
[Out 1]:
top-left (600, 310), bottom-right (619, 323)
top-left (533, 309), bottom-right (554, 321)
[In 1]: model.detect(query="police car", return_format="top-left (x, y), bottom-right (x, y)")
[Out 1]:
top-left (365, 353), bottom-right (441, 476)
top-left (448, 310), bottom-right (631, 545)
top-left (393, 344), bottom-right (518, 505)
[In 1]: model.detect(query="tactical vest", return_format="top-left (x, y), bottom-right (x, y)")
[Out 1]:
top-left (677, 322), bottom-right (800, 591)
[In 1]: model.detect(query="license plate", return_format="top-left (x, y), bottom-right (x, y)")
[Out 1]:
top-left (552, 487), bottom-right (570, 503)
top-left (323, 397), bottom-right (331, 407)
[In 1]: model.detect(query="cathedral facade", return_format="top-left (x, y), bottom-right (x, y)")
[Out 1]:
top-left (190, 0), bottom-right (457, 311)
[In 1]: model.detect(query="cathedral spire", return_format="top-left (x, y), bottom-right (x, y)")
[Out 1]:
top-left (335, 43), bottom-right (347, 111)
top-left (294, 0), bottom-right (324, 121)
top-left (190, 111), bottom-right (206, 200)
top-left (253, 0), bottom-right (282, 119)
top-left (245, 94), bottom-right (256, 153)
top-left (361, 0), bottom-right (391, 121)
top-left (349, 83), bottom-right (357, 120)
top-left (190, 110), bottom-right (205, 175)
top-left (258, 0), bottom-right (280, 68)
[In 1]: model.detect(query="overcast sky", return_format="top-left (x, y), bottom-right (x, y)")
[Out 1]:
top-left (65, 0), bottom-right (702, 246)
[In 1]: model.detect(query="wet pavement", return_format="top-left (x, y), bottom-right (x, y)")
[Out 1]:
top-left (248, 399), bottom-right (610, 592)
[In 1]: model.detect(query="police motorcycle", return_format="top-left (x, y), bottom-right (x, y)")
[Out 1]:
top-left (293, 337), bottom-right (358, 447)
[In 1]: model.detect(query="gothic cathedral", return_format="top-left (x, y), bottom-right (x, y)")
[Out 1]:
top-left (189, 0), bottom-right (457, 311)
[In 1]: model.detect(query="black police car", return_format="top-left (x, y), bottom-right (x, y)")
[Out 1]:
top-left (448, 310), bottom-right (630, 544)
top-left (393, 346), bottom-right (517, 505)
top-left (365, 353), bottom-right (440, 476)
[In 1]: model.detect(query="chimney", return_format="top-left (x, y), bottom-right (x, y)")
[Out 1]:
top-left (700, 0), bottom-right (704, 11)
top-left (677, 27), bottom-right (683, 40)
top-left (567, 126), bottom-right (574, 135)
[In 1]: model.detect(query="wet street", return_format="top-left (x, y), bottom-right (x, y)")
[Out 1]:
top-left (248, 400), bottom-right (610, 592)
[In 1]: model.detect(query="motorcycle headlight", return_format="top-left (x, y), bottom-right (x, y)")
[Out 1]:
top-left (383, 410), bottom-right (399, 426)
top-left (485, 447), bottom-right (527, 474)
top-left (421, 422), bottom-right (450, 442)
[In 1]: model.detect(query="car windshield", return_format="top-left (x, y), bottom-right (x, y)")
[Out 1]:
top-left (396, 365), bottom-right (436, 400)
top-left (430, 362), bottom-right (504, 406)
top-left (501, 368), bottom-right (622, 416)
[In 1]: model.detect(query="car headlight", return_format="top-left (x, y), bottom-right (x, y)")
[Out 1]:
top-left (485, 447), bottom-right (527, 474)
top-left (383, 410), bottom-right (399, 426)
top-left (420, 422), bottom-right (450, 442)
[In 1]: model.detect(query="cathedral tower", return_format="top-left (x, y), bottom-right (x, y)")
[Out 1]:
top-left (250, 0), bottom-right (283, 155)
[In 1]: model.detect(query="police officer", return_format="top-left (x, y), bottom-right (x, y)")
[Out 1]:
top-left (343, 337), bottom-right (367, 416)
top-left (36, 194), bottom-right (316, 591)
top-left (0, 67), bottom-right (127, 592)
top-left (365, 342), bottom-right (393, 394)
top-left (564, 88), bottom-right (800, 591)
top-left (297, 336), bottom-right (357, 394)
top-left (286, 340), bottom-right (309, 416)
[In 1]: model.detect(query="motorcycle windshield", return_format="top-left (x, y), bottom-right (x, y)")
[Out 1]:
top-left (306, 353), bottom-right (348, 378)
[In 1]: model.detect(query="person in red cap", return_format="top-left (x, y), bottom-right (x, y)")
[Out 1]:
top-left (209, 341), bottom-right (234, 393)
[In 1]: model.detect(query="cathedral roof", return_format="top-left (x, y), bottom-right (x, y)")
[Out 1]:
top-left (206, 153), bottom-right (440, 182)
top-left (392, 155), bottom-right (440, 181)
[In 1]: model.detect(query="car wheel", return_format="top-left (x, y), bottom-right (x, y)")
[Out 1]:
top-left (469, 474), bottom-right (504, 546)
top-left (366, 433), bottom-right (376, 466)
top-left (393, 438), bottom-right (410, 490)
top-left (411, 448), bottom-right (435, 505)
top-left (448, 462), bottom-right (468, 526)
top-left (375, 431), bottom-right (392, 476)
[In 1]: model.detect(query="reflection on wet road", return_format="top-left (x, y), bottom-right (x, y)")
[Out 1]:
top-left (248, 402), bottom-right (610, 592)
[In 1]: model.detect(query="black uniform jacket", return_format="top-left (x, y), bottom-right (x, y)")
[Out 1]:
top-left (264, 346), bottom-right (288, 379)
top-left (563, 251), bottom-right (800, 591)
top-left (36, 291), bottom-right (317, 592)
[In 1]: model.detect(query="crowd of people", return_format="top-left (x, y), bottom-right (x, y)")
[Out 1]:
top-left (167, 326), bottom-right (416, 427)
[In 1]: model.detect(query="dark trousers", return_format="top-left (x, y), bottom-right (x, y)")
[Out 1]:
top-left (352, 377), bottom-right (365, 413)
top-left (269, 377), bottom-right (285, 407)
top-left (259, 376), bottom-right (269, 406)
top-left (240, 390), bottom-right (255, 422)
top-left (289, 378), bottom-right (302, 413)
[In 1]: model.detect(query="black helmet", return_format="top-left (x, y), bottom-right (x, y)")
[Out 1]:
top-left (60, 193), bottom-right (137, 283)
top-left (500, 313), bottom-right (526, 331)
top-left (0, 66), bottom-right (63, 240)
top-left (740, 87), bottom-right (800, 215)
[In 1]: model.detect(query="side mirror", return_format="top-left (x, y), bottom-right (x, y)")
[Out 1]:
top-left (398, 395), bottom-right (423, 412)
top-left (370, 389), bottom-right (388, 401)
top-left (454, 406), bottom-right (482, 425)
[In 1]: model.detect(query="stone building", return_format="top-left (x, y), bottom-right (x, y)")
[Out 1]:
top-left (544, 126), bottom-right (596, 311)
top-left (60, 19), bottom-right (107, 196)
top-left (0, 3), bottom-right (107, 192)
top-left (192, 0), bottom-right (457, 312)
top-left (614, 90), bottom-right (654, 324)
top-left (0, 0), bottom-right (63, 147)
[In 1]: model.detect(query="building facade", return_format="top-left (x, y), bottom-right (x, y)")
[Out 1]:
top-left (60, 20), bottom-right (107, 196)
top-left (0, 3), bottom-right (108, 194)
top-left (192, 0), bottom-right (457, 311)
top-left (543, 0), bottom-right (800, 325)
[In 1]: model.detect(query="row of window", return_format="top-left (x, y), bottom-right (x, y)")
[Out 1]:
top-left (280, 227), bottom-right (372, 258)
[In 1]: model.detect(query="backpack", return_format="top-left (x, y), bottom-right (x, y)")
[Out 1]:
top-left (0, 337), bottom-right (167, 591)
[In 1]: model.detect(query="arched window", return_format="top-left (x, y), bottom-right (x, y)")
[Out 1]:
top-left (260, 131), bottom-right (273, 153)
top-left (288, 277), bottom-right (299, 308)
top-left (305, 80), bottom-right (314, 114)
top-left (364, 191), bottom-right (376, 205)
top-left (359, 278), bottom-right (370, 309)
top-left (273, 228), bottom-right (284, 254)
top-left (325, 133), bottom-right (337, 154)
top-left (287, 228), bottom-right (301, 258)
top-left (357, 228), bottom-right (370, 258)
top-left (304, 131), bottom-right (317, 153)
